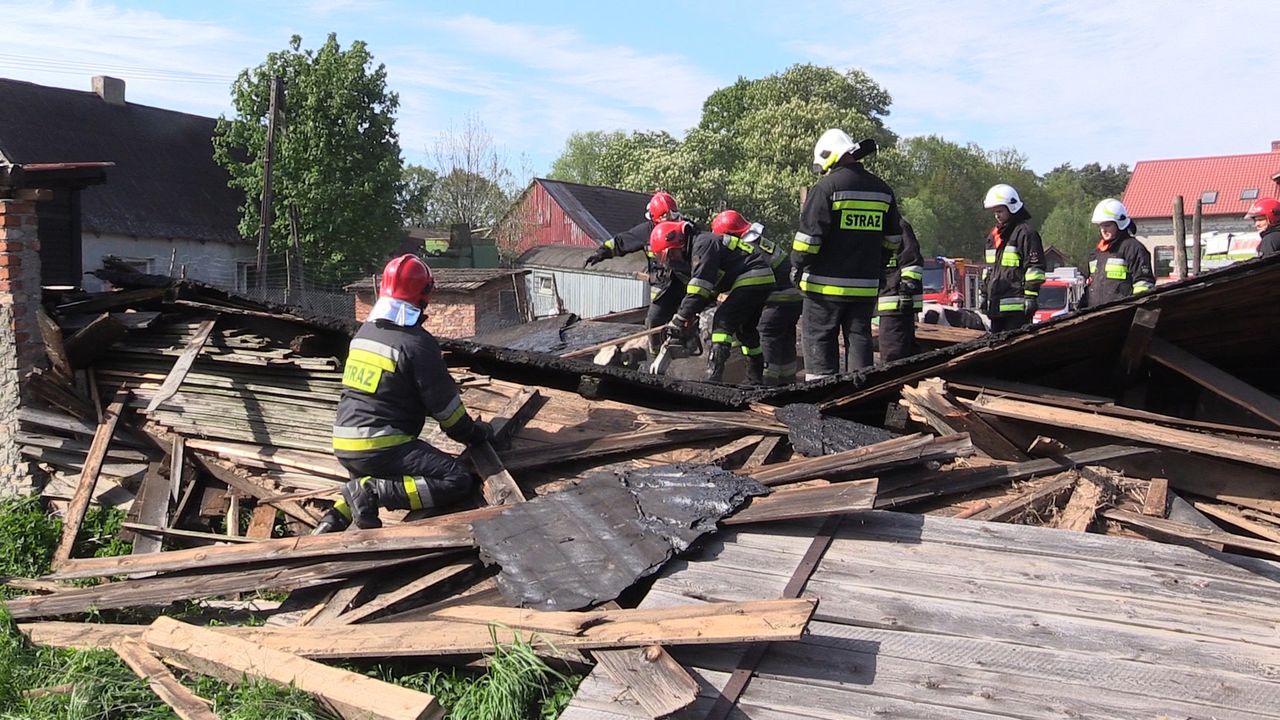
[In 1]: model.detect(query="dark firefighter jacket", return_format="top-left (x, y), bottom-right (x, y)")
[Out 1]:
top-left (677, 231), bottom-right (775, 319)
top-left (333, 320), bottom-right (476, 459)
top-left (604, 219), bottom-right (694, 290)
top-left (980, 212), bottom-right (1046, 316)
top-left (792, 161), bottom-right (903, 302)
top-left (1082, 232), bottom-right (1155, 307)
top-left (729, 230), bottom-right (802, 305)
top-left (877, 221), bottom-right (925, 316)
top-left (1261, 227), bottom-right (1280, 257)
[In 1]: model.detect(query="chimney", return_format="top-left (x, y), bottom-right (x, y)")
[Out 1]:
top-left (92, 76), bottom-right (125, 106)
top-left (1272, 140), bottom-right (1280, 153)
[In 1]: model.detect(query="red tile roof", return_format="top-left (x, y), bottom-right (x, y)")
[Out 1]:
top-left (1123, 151), bottom-right (1280, 219)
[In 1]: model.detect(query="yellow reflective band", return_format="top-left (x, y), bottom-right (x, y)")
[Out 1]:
top-left (1133, 283), bottom-right (1153, 295)
top-left (342, 360), bottom-right (383, 393)
top-left (347, 348), bottom-right (396, 372)
top-left (799, 280), bottom-right (878, 297)
top-left (438, 401), bottom-right (467, 429)
top-left (999, 298), bottom-right (1027, 312)
top-left (793, 239), bottom-right (819, 253)
top-left (1089, 260), bottom-right (1098, 273)
top-left (1024, 290), bottom-right (1039, 297)
top-left (711, 332), bottom-right (732, 344)
top-left (333, 498), bottom-right (352, 520)
top-left (985, 249), bottom-right (997, 263)
top-left (332, 433), bottom-right (412, 451)
top-left (731, 274), bottom-right (774, 290)
top-left (686, 283), bottom-right (714, 298)
top-left (741, 345), bottom-right (762, 356)
top-left (1025, 269), bottom-right (1046, 282)
top-left (1000, 251), bottom-right (1022, 267)
top-left (650, 287), bottom-right (660, 299)
top-left (604, 239), bottom-right (616, 250)
top-left (832, 199), bottom-right (890, 212)
top-left (404, 476), bottom-right (423, 510)
top-left (878, 297), bottom-right (901, 311)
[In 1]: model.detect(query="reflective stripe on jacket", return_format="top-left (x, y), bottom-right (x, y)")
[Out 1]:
top-left (677, 231), bottom-right (776, 319)
top-left (979, 217), bottom-right (1045, 316)
top-left (1083, 233), bottom-right (1155, 307)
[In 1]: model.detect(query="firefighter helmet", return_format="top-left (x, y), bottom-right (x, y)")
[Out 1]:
top-left (812, 129), bottom-right (856, 173)
top-left (379, 254), bottom-right (435, 309)
top-left (649, 220), bottom-right (691, 263)
top-left (1245, 197), bottom-right (1280, 225)
top-left (1091, 198), bottom-right (1132, 230)
top-left (646, 192), bottom-right (679, 222)
top-left (711, 209), bottom-right (752, 237)
top-left (983, 184), bottom-right (1024, 214)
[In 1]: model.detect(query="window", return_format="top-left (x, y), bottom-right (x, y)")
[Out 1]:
top-left (534, 274), bottom-right (555, 294)
top-left (1242, 188), bottom-right (1260, 201)
top-left (1200, 191), bottom-right (1218, 204)
top-left (114, 257), bottom-right (154, 275)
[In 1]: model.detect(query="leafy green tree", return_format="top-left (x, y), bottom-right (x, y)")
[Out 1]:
top-left (548, 131), bottom-right (625, 185)
top-left (401, 164), bottom-right (438, 227)
top-left (214, 34), bottom-right (404, 285)
top-left (428, 114), bottom-right (519, 231)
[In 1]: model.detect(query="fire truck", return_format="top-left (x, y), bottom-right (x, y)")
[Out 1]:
top-left (1032, 267), bottom-right (1085, 324)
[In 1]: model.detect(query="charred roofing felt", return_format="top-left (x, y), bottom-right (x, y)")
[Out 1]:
top-left (0, 77), bottom-right (245, 244)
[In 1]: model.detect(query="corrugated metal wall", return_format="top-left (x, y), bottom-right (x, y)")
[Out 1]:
top-left (525, 267), bottom-right (648, 319)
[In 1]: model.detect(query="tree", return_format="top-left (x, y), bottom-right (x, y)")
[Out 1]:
top-left (548, 131), bottom-right (624, 185)
top-left (400, 164), bottom-right (438, 227)
top-left (214, 34), bottom-right (404, 285)
top-left (428, 114), bottom-right (517, 231)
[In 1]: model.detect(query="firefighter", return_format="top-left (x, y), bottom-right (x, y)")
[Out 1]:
top-left (876, 220), bottom-right (924, 364)
top-left (651, 219), bottom-right (775, 383)
top-left (792, 129), bottom-right (903, 378)
top-left (979, 184), bottom-right (1045, 332)
top-left (584, 192), bottom-right (697, 358)
top-left (316, 254), bottom-right (492, 533)
top-left (1081, 199), bottom-right (1154, 308)
top-left (1247, 197), bottom-right (1280, 257)
top-left (711, 210), bottom-right (802, 385)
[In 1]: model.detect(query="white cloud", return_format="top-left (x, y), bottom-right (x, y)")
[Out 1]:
top-left (801, 0), bottom-right (1278, 171)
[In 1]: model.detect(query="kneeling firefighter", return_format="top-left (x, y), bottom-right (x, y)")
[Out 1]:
top-left (650, 220), bottom-right (775, 383)
top-left (711, 209), bottom-right (802, 385)
top-left (316, 254), bottom-right (492, 533)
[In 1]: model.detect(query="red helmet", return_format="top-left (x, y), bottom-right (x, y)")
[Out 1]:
top-left (380, 254), bottom-right (435, 309)
top-left (711, 209), bottom-right (751, 237)
top-left (646, 191), bottom-right (679, 222)
top-left (649, 220), bottom-right (691, 264)
top-left (1246, 197), bottom-right (1280, 226)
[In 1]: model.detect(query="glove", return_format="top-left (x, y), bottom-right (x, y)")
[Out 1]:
top-left (1024, 296), bottom-right (1038, 316)
top-left (789, 265), bottom-right (804, 288)
top-left (901, 278), bottom-right (922, 296)
top-left (665, 315), bottom-right (692, 340)
top-left (584, 246), bottom-right (610, 268)
top-left (466, 419), bottom-right (494, 447)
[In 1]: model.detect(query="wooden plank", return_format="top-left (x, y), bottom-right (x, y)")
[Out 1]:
top-left (1147, 336), bottom-right (1280, 429)
top-left (301, 578), bottom-right (368, 627)
top-left (470, 440), bottom-right (525, 506)
top-left (121, 522), bottom-right (263, 544)
top-left (36, 305), bottom-right (74, 381)
top-left (501, 426), bottom-right (738, 471)
top-left (113, 637), bottom-right (222, 720)
top-left (56, 288), bottom-right (166, 315)
top-left (51, 389), bottom-right (129, 568)
top-left (45, 512), bottom-right (480, 580)
top-left (1191, 501), bottom-right (1280, 543)
top-left (331, 559), bottom-right (477, 625)
top-left (723, 480), bottom-right (877, 526)
top-left (900, 379), bottom-right (1029, 461)
top-left (560, 326), bottom-right (664, 359)
top-left (64, 313), bottom-right (129, 369)
top-left (1104, 508), bottom-right (1280, 559)
top-left (144, 319), bottom-right (216, 414)
top-left (1113, 307), bottom-right (1160, 389)
top-left (967, 394), bottom-right (1280, 470)
top-left (1142, 477), bottom-right (1169, 517)
top-left (1054, 475), bottom-right (1105, 532)
top-left (488, 387), bottom-right (541, 449)
top-left (746, 433), bottom-right (971, 487)
top-left (741, 435), bottom-right (781, 470)
top-left (142, 618), bottom-right (443, 720)
top-left (128, 463), bottom-right (170, 554)
top-left (967, 472), bottom-right (1076, 522)
top-left (693, 434), bottom-right (764, 466)
top-left (592, 644), bottom-right (698, 719)
top-left (245, 504), bottom-right (277, 539)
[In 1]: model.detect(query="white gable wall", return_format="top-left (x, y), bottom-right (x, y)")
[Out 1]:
top-left (81, 232), bottom-right (256, 292)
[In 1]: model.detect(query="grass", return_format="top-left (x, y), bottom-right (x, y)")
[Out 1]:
top-left (0, 496), bottom-right (581, 719)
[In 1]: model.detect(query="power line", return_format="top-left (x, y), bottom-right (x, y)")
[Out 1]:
top-left (0, 52), bottom-right (237, 85)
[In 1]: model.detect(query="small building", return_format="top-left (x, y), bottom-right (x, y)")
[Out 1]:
top-left (408, 224), bottom-right (501, 269)
top-left (517, 245), bottom-right (648, 319)
top-left (0, 76), bottom-right (253, 291)
top-left (496, 178), bottom-right (651, 258)
top-left (1042, 245), bottom-right (1072, 271)
top-left (346, 267), bottom-right (530, 339)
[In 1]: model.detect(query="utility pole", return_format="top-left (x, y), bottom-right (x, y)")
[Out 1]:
top-left (255, 76), bottom-right (284, 293)
top-left (1172, 195), bottom-right (1188, 282)
top-left (1191, 198), bottom-right (1203, 277)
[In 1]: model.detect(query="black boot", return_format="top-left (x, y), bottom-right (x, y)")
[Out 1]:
top-left (370, 476), bottom-right (434, 511)
top-left (745, 355), bottom-right (765, 385)
top-left (340, 477), bottom-right (383, 529)
top-left (312, 506), bottom-right (350, 534)
top-left (705, 343), bottom-right (731, 382)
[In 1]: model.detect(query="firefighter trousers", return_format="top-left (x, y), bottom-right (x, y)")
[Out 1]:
top-left (759, 301), bottom-right (801, 385)
top-left (877, 313), bottom-right (918, 364)
top-left (645, 280), bottom-right (685, 354)
top-left (712, 286), bottom-right (770, 353)
top-left (337, 439), bottom-right (473, 511)
top-left (802, 297), bottom-right (874, 379)
top-left (989, 312), bottom-right (1030, 334)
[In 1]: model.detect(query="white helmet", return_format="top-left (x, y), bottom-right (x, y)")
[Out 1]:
top-left (813, 129), bottom-right (856, 173)
top-left (983, 184), bottom-right (1024, 214)
top-left (1091, 198), bottom-right (1131, 230)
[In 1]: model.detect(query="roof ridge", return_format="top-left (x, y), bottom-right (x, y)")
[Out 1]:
top-left (1133, 151), bottom-right (1280, 166)
top-left (535, 177), bottom-right (650, 197)
top-left (0, 76), bottom-right (221, 124)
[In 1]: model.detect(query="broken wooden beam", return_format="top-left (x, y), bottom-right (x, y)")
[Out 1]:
top-left (901, 379), bottom-right (1028, 461)
top-left (723, 479), bottom-right (877, 525)
top-left (593, 643), bottom-right (698, 719)
top-left (127, 463), bottom-right (170, 555)
top-left (471, 440), bottom-right (525, 506)
top-left (144, 319), bottom-right (216, 414)
top-left (1146, 336), bottom-right (1280, 429)
top-left (968, 472), bottom-right (1077, 523)
top-left (63, 313), bottom-right (129, 369)
top-left (114, 637), bottom-right (222, 720)
top-left (330, 559), bottom-right (477, 626)
top-left (1055, 473), bottom-right (1107, 532)
top-left (746, 433), bottom-right (971, 487)
top-left (1112, 307), bottom-right (1160, 392)
top-left (501, 426), bottom-right (739, 471)
top-left (1141, 477), bottom-right (1170, 517)
top-left (488, 387), bottom-right (541, 450)
top-left (142, 618), bottom-right (444, 720)
top-left (1104, 508), bottom-right (1280, 559)
top-left (559, 326), bottom-right (664, 359)
top-left (1190, 501), bottom-right (1280, 544)
top-left (52, 389), bottom-right (129, 568)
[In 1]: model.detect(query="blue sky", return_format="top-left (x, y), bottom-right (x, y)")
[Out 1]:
top-left (5, 0), bottom-right (1277, 178)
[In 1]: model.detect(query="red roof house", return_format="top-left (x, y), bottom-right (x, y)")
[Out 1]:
top-left (1123, 142), bottom-right (1280, 222)
top-left (496, 179), bottom-right (651, 258)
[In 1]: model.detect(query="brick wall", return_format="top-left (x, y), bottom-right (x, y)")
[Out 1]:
top-left (0, 198), bottom-right (45, 497)
top-left (354, 289), bottom-right (375, 322)
top-left (423, 290), bottom-right (479, 339)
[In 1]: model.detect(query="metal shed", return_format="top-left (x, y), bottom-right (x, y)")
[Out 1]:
top-left (517, 245), bottom-right (648, 319)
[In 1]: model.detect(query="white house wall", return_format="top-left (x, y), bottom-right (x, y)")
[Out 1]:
top-left (524, 267), bottom-right (647, 319)
top-left (81, 233), bottom-right (256, 292)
